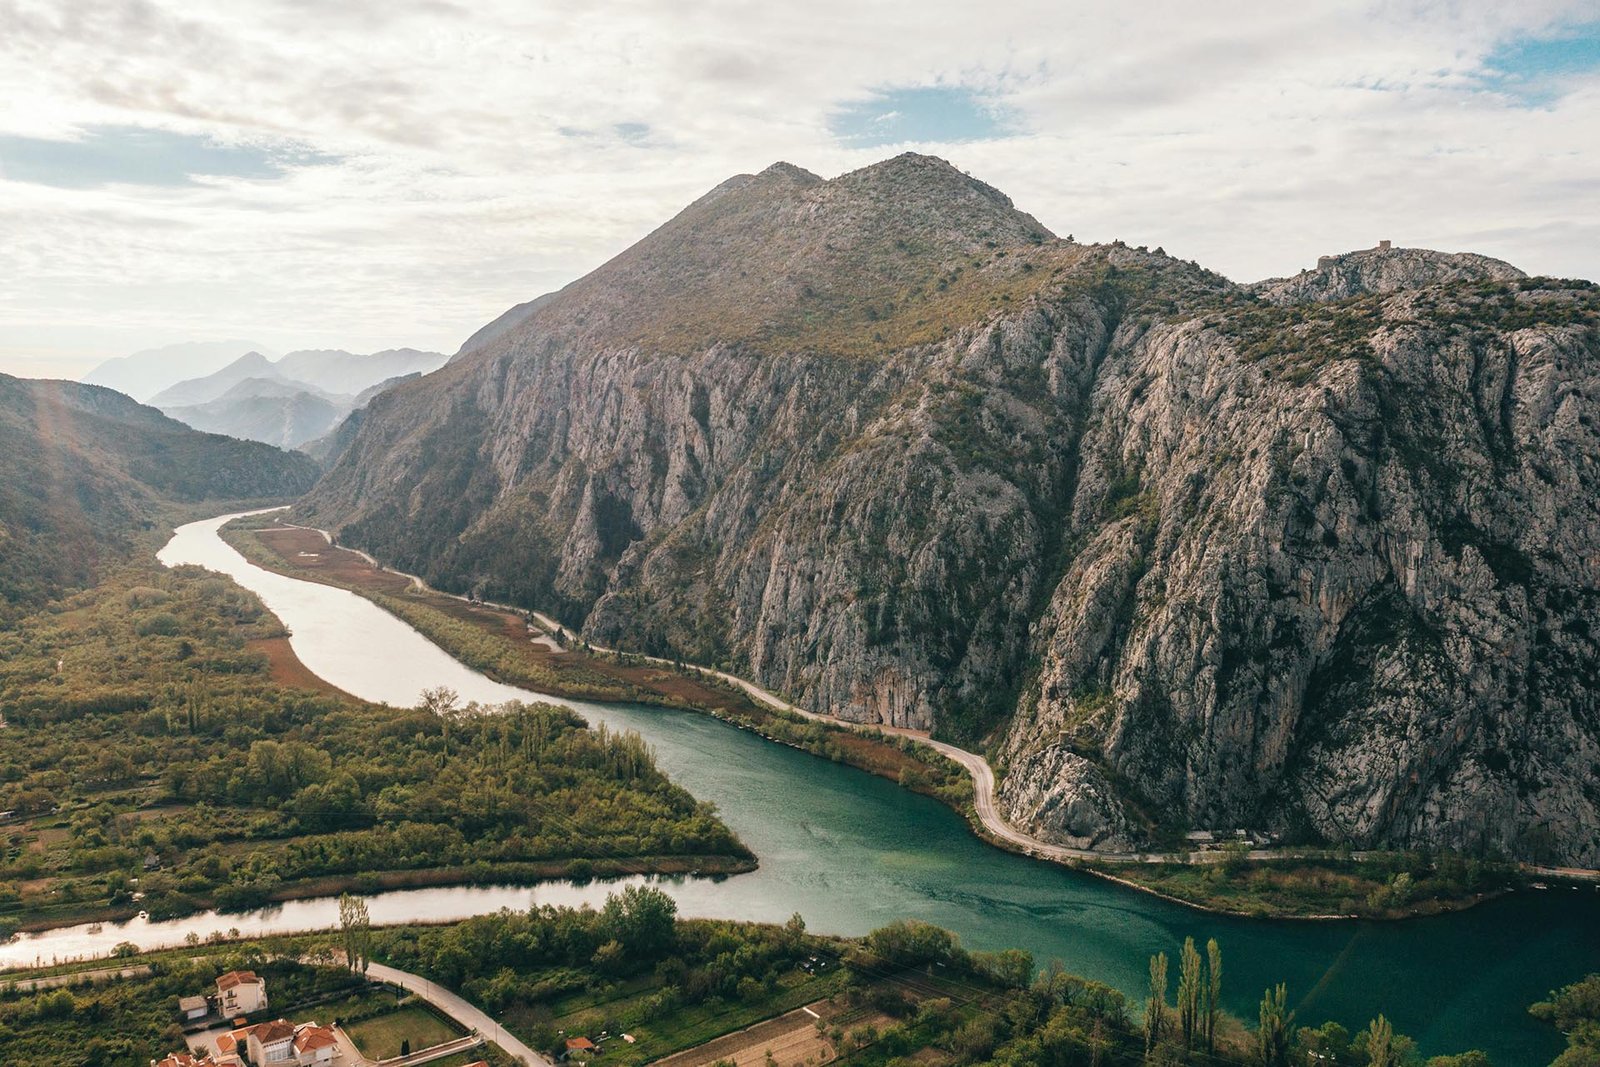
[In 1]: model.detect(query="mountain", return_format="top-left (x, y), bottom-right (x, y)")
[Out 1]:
top-left (298, 153), bottom-right (1600, 866)
top-left (454, 293), bottom-right (560, 359)
top-left (151, 349), bottom-right (446, 449)
top-left (81, 340), bottom-right (275, 402)
top-left (164, 377), bottom-right (344, 450)
top-left (0, 374), bottom-right (319, 621)
top-left (271, 347), bottom-right (448, 395)
top-left (300, 373), bottom-right (423, 468)
top-left (148, 351), bottom-right (286, 407)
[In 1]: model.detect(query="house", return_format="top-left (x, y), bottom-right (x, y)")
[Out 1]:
top-left (153, 1053), bottom-right (217, 1067)
top-left (562, 1036), bottom-right (597, 1060)
top-left (292, 1023), bottom-right (339, 1065)
top-left (216, 970), bottom-right (269, 1015)
top-left (219, 1019), bottom-right (340, 1067)
top-left (243, 1018), bottom-right (298, 1064)
top-left (179, 994), bottom-right (211, 1020)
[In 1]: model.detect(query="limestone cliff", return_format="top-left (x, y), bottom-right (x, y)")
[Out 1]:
top-left (298, 155), bottom-right (1600, 865)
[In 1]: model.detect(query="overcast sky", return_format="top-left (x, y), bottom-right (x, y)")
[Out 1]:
top-left (2, 0), bottom-right (1598, 379)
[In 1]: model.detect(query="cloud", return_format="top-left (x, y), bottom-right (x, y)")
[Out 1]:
top-left (0, 0), bottom-right (1596, 378)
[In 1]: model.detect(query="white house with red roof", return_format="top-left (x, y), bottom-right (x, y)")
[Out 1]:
top-left (216, 1019), bottom-right (339, 1066)
top-left (215, 969), bottom-right (269, 1016)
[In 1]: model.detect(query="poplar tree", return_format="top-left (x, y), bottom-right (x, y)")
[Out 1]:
top-left (1145, 951), bottom-right (1169, 1054)
top-left (1257, 984), bottom-right (1292, 1067)
top-left (339, 892), bottom-right (372, 973)
top-left (1178, 936), bottom-right (1202, 1049)
top-left (1366, 1015), bottom-right (1397, 1067)
top-left (1205, 937), bottom-right (1223, 1051)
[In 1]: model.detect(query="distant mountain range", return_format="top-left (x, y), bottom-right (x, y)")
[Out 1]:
top-left (298, 151), bottom-right (1600, 867)
top-left (81, 340), bottom-right (276, 402)
top-left (0, 373), bottom-right (318, 622)
top-left (148, 348), bottom-right (447, 451)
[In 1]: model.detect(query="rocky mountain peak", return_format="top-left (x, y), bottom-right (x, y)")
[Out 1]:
top-left (472, 153), bottom-right (1061, 359)
top-left (754, 160), bottom-right (823, 186)
top-left (1251, 244), bottom-right (1526, 305)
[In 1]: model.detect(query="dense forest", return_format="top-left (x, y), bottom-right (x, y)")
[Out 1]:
top-left (0, 561), bottom-right (749, 932)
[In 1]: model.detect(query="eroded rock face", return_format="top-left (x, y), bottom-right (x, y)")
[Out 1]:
top-left (997, 302), bottom-right (1600, 864)
top-left (1252, 246), bottom-right (1526, 305)
top-left (300, 156), bottom-right (1600, 865)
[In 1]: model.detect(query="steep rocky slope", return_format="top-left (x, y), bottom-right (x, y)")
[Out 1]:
top-left (299, 154), bottom-right (1600, 865)
top-left (0, 374), bottom-right (319, 619)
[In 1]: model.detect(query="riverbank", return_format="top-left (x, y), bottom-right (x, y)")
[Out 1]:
top-left (221, 516), bottom-right (975, 813)
top-left (10, 855), bottom-right (757, 937)
top-left (227, 513), bottom-right (1543, 923)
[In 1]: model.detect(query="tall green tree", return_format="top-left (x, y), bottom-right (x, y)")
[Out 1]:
top-left (1205, 938), bottom-right (1223, 1052)
top-left (1366, 1015), bottom-right (1397, 1067)
top-left (1146, 951), bottom-right (1169, 1055)
top-left (1179, 936), bottom-right (1202, 1049)
top-left (339, 892), bottom-right (372, 973)
top-left (1258, 983), bottom-right (1292, 1067)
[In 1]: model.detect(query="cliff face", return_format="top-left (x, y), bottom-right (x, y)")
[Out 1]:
top-left (300, 155), bottom-right (1600, 865)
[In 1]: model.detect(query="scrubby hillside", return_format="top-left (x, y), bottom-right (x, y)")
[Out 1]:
top-left (0, 374), bottom-right (319, 619)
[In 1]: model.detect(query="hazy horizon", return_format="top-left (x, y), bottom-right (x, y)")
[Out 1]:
top-left (2, 2), bottom-right (1597, 380)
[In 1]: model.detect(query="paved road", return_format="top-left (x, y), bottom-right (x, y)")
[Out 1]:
top-left (365, 962), bottom-right (552, 1067)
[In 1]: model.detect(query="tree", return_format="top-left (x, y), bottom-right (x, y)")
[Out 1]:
top-left (1178, 936), bottom-right (1202, 1049)
top-left (420, 686), bottom-right (462, 754)
top-left (1205, 938), bottom-right (1223, 1052)
top-left (599, 884), bottom-right (677, 960)
top-left (1258, 984), bottom-right (1292, 1067)
top-left (339, 892), bottom-right (372, 973)
top-left (1146, 951), bottom-right (1169, 1055)
top-left (1365, 1015), bottom-right (1397, 1067)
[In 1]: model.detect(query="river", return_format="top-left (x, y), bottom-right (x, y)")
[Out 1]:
top-left (4, 511), bottom-right (1595, 1064)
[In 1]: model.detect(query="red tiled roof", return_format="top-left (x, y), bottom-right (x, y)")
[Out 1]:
top-left (250, 1018), bottom-right (297, 1043)
top-left (294, 1024), bottom-right (339, 1052)
top-left (217, 1033), bottom-right (239, 1054)
top-left (566, 1037), bottom-right (596, 1051)
top-left (216, 970), bottom-right (263, 990)
top-left (154, 1054), bottom-right (217, 1067)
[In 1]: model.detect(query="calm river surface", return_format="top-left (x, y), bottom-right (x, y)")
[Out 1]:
top-left (5, 512), bottom-right (1595, 1064)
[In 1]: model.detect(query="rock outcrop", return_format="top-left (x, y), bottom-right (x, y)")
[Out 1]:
top-left (1253, 245), bottom-right (1526, 305)
top-left (299, 155), bottom-right (1600, 866)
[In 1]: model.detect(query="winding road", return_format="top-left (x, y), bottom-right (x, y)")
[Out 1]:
top-left (365, 961), bottom-right (551, 1067)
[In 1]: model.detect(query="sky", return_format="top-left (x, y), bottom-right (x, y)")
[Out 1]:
top-left (1, 1), bottom-right (1598, 380)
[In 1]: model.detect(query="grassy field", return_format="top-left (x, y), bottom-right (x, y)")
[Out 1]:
top-left (345, 1002), bottom-right (464, 1059)
top-left (510, 968), bottom-right (847, 1066)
